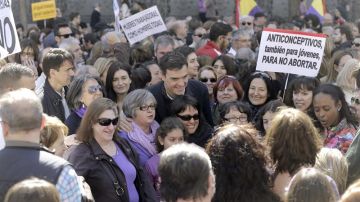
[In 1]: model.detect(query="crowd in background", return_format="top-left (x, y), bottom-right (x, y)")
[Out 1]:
top-left (2, 0), bottom-right (360, 201)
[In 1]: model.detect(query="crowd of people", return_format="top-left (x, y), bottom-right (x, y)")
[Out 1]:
top-left (2, 0), bottom-right (360, 201)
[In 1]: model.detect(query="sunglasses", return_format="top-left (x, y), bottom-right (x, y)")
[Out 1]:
top-left (351, 97), bottom-right (360, 105)
top-left (200, 77), bottom-right (216, 83)
top-left (88, 85), bottom-right (102, 94)
top-left (58, 34), bottom-right (71, 38)
top-left (353, 42), bottom-right (360, 47)
top-left (242, 22), bottom-right (252, 26)
top-left (97, 117), bottom-right (119, 126)
top-left (139, 104), bottom-right (156, 111)
top-left (177, 114), bottom-right (200, 121)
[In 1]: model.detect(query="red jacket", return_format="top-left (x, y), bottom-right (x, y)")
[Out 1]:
top-left (196, 41), bottom-right (222, 60)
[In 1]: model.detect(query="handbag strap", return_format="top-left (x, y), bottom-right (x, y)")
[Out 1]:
top-left (86, 143), bottom-right (125, 197)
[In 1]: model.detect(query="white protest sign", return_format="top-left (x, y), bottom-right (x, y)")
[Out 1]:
top-left (256, 28), bottom-right (326, 77)
top-left (0, 0), bottom-right (21, 59)
top-left (0, 118), bottom-right (4, 150)
top-left (119, 6), bottom-right (167, 45)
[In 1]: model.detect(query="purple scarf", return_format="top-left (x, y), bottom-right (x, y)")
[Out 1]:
top-left (127, 121), bottom-right (159, 156)
top-left (74, 106), bottom-right (87, 118)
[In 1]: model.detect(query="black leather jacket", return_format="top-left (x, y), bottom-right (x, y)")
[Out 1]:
top-left (67, 136), bottom-right (156, 202)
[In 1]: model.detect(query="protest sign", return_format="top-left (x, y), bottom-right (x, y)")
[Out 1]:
top-left (113, 0), bottom-right (121, 33)
top-left (0, 0), bottom-right (21, 59)
top-left (256, 28), bottom-right (326, 77)
top-left (119, 6), bottom-right (167, 45)
top-left (31, 0), bottom-right (56, 21)
top-left (0, 118), bottom-right (4, 150)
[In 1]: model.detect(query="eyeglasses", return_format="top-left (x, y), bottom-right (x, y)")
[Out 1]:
top-left (353, 42), bottom-right (360, 47)
top-left (194, 34), bottom-right (203, 37)
top-left (177, 114), bottom-right (200, 121)
top-left (224, 116), bottom-right (248, 122)
top-left (58, 34), bottom-right (71, 38)
top-left (139, 104), bottom-right (156, 111)
top-left (242, 22), bottom-right (253, 26)
top-left (199, 77), bottom-right (216, 83)
top-left (351, 97), bottom-right (360, 105)
top-left (97, 117), bottom-right (119, 126)
top-left (87, 85), bottom-right (102, 94)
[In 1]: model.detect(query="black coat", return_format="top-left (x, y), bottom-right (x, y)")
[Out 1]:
top-left (148, 80), bottom-right (214, 126)
top-left (41, 79), bottom-right (67, 122)
top-left (67, 136), bottom-right (157, 202)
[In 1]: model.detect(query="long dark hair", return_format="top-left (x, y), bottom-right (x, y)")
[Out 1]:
top-left (313, 84), bottom-right (358, 127)
top-left (105, 61), bottom-right (132, 102)
top-left (207, 124), bottom-right (280, 202)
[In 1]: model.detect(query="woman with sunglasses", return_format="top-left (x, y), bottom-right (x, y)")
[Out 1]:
top-left (66, 98), bottom-right (156, 202)
top-left (212, 75), bottom-right (244, 125)
top-left (65, 74), bottom-right (104, 135)
top-left (118, 89), bottom-right (159, 167)
top-left (313, 84), bottom-right (358, 154)
top-left (170, 95), bottom-right (213, 148)
top-left (198, 66), bottom-right (217, 106)
top-left (243, 71), bottom-right (277, 122)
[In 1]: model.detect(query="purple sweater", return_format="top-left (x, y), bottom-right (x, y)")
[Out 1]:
top-left (144, 154), bottom-right (160, 201)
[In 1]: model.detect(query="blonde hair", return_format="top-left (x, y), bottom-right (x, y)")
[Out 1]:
top-left (93, 57), bottom-right (116, 77)
top-left (315, 148), bottom-right (348, 194)
top-left (4, 177), bottom-right (60, 202)
top-left (340, 179), bottom-right (360, 202)
top-left (40, 114), bottom-right (68, 148)
top-left (336, 59), bottom-right (360, 90)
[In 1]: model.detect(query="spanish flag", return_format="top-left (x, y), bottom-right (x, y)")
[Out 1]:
top-left (235, 0), bottom-right (263, 27)
top-left (306, 0), bottom-right (326, 23)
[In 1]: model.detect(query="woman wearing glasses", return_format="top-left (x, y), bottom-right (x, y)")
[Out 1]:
top-left (65, 74), bottom-right (104, 135)
top-left (118, 89), bottom-right (159, 167)
top-left (218, 101), bottom-right (252, 126)
top-left (198, 66), bottom-right (217, 105)
top-left (66, 98), bottom-right (156, 202)
top-left (170, 95), bottom-right (213, 148)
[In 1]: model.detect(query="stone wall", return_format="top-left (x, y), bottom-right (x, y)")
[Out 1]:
top-left (11, 0), bottom-right (358, 28)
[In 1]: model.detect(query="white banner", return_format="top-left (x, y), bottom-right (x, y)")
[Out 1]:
top-left (0, 0), bottom-right (21, 59)
top-left (256, 28), bottom-right (326, 77)
top-left (113, 0), bottom-right (121, 33)
top-left (119, 6), bottom-right (167, 45)
top-left (0, 118), bottom-right (4, 150)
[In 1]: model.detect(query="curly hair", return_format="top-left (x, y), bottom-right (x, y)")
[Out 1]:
top-left (266, 108), bottom-right (322, 175)
top-left (207, 124), bottom-right (280, 202)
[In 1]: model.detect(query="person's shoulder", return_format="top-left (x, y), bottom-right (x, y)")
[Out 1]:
top-left (147, 81), bottom-right (163, 93)
top-left (187, 79), bottom-right (207, 92)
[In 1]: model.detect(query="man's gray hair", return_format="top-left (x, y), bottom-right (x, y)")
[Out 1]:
top-left (0, 88), bottom-right (43, 133)
top-left (122, 89), bottom-right (157, 118)
top-left (0, 63), bottom-right (34, 95)
top-left (154, 35), bottom-right (175, 52)
top-left (232, 28), bottom-right (252, 40)
top-left (59, 37), bottom-right (80, 51)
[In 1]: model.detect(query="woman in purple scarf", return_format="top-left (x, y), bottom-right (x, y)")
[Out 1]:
top-left (65, 74), bottom-right (104, 135)
top-left (118, 89), bottom-right (159, 167)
